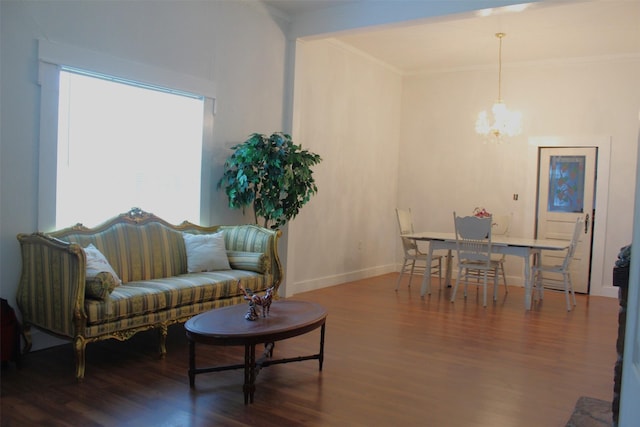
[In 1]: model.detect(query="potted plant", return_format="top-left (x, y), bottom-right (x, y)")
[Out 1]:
top-left (217, 132), bottom-right (322, 229)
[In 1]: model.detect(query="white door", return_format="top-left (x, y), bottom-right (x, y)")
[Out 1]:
top-left (536, 147), bottom-right (596, 293)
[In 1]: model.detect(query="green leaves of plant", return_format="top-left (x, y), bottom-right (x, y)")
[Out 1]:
top-left (217, 132), bottom-right (322, 229)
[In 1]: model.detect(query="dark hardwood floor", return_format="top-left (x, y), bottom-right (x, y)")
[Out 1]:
top-left (1, 274), bottom-right (618, 426)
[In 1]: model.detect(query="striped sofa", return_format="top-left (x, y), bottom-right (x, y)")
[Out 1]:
top-left (16, 208), bottom-right (282, 380)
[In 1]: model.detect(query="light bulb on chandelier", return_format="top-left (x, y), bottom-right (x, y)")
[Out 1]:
top-left (475, 33), bottom-right (522, 142)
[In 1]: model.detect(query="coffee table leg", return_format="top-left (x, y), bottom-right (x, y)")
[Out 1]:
top-left (188, 339), bottom-right (196, 388)
top-left (319, 322), bottom-right (326, 371)
top-left (243, 343), bottom-right (257, 404)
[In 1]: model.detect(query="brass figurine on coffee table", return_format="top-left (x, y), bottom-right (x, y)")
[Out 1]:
top-left (238, 282), bottom-right (274, 321)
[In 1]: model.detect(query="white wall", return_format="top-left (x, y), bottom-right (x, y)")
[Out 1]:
top-left (0, 0), bottom-right (288, 349)
top-left (286, 39), bottom-right (402, 295)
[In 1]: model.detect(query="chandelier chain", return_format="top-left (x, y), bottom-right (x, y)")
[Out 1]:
top-left (496, 32), bottom-right (505, 101)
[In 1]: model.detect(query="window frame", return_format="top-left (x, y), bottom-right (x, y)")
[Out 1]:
top-left (37, 39), bottom-right (216, 230)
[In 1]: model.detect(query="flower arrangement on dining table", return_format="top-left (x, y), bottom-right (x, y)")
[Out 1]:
top-left (473, 207), bottom-right (497, 230)
top-left (473, 207), bottom-right (491, 218)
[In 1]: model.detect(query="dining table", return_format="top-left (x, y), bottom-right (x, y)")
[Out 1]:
top-left (401, 231), bottom-right (570, 310)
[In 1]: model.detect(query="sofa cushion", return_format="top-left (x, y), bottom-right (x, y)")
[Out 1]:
top-left (84, 271), bottom-right (267, 325)
top-left (183, 231), bottom-right (230, 272)
top-left (226, 251), bottom-right (266, 273)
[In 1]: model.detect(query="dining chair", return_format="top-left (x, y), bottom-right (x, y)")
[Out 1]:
top-left (531, 217), bottom-right (584, 311)
top-left (395, 208), bottom-right (443, 291)
top-left (464, 213), bottom-right (511, 291)
top-left (450, 212), bottom-right (501, 307)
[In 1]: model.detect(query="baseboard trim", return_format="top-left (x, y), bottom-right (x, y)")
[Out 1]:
top-left (290, 264), bottom-right (396, 295)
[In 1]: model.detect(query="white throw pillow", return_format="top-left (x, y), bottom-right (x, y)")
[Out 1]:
top-left (183, 231), bottom-right (231, 273)
top-left (84, 244), bottom-right (122, 286)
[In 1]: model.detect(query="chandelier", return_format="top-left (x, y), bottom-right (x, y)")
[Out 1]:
top-left (475, 33), bottom-right (522, 142)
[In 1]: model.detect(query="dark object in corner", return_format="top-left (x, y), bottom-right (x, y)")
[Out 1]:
top-left (1, 298), bottom-right (22, 369)
top-left (612, 244), bottom-right (631, 427)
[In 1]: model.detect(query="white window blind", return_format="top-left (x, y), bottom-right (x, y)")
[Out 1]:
top-left (55, 69), bottom-right (204, 228)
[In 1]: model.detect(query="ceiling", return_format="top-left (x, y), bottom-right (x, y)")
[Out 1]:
top-left (262, 0), bottom-right (640, 74)
top-left (263, 0), bottom-right (361, 16)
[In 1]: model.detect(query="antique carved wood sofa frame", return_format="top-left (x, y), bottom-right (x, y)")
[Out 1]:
top-left (16, 208), bottom-right (282, 380)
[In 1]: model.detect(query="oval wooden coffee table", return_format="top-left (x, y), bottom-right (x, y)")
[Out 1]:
top-left (184, 299), bottom-right (327, 404)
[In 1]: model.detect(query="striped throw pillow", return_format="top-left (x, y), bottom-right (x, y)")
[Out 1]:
top-left (226, 251), bottom-right (266, 273)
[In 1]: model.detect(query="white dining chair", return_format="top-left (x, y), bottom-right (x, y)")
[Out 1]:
top-left (395, 208), bottom-right (442, 291)
top-left (464, 213), bottom-right (511, 292)
top-left (450, 212), bottom-right (501, 307)
top-left (531, 217), bottom-right (584, 311)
